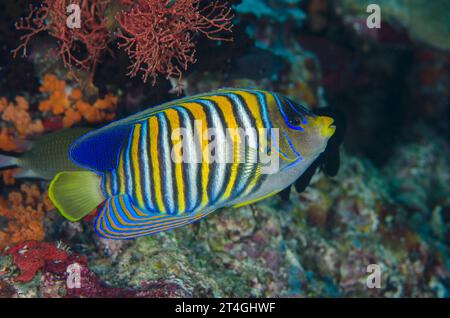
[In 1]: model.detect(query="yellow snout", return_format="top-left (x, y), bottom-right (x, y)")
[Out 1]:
top-left (313, 116), bottom-right (336, 138)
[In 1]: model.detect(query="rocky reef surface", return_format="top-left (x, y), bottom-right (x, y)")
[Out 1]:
top-left (1, 123), bottom-right (448, 297)
top-left (0, 0), bottom-right (449, 298)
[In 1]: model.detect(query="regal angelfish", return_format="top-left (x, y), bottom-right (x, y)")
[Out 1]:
top-left (49, 88), bottom-right (343, 239)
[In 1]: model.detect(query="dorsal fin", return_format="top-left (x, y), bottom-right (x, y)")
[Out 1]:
top-left (69, 89), bottom-right (246, 172)
top-left (82, 88), bottom-right (245, 130)
top-left (69, 99), bottom-right (181, 172)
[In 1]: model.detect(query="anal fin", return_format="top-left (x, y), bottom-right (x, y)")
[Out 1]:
top-left (95, 195), bottom-right (214, 239)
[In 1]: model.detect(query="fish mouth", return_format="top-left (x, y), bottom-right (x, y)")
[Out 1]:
top-left (318, 116), bottom-right (336, 138)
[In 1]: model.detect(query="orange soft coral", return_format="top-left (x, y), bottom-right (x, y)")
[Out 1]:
top-left (0, 96), bottom-right (44, 152)
top-left (94, 94), bottom-right (118, 110)
top-left (1, 169), bottom-right (19, 186)
top-left (38, 74), bottom-right (70, 115)
top-left (0, 96), bottom-right (44, 138)
top-left (62, 108), bottom-right (82, 128)
top-left (0, 127), bottom-right (18, 152)
top-left (0, 184), bottom-right (53, 250)
top-left (38, 73), bottom-right (118, 128)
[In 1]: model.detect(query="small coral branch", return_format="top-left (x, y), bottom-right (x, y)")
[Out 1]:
top-left (13, 4), bottom-right (49, 58)
top-left (14, 0), bottom-right (112, 79)
top-left (116, 0), bottom-right (234, 84)
top-left (196, 1), bottom-right (235, 40)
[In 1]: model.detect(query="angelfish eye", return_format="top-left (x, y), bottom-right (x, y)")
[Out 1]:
top-left (289, 118), bottom-right (301, 126)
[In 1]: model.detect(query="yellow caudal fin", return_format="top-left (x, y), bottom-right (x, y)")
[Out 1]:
top-left (49, 171), bottom-right (105, 222)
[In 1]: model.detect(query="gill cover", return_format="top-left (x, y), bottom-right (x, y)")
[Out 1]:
top-left (278, 107), bottom-right (346, 201)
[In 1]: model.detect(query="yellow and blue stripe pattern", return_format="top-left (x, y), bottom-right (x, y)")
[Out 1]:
top-left (94, 88), bottom-right (312, 238)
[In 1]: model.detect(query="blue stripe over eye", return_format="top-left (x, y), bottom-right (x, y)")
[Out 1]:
top-left (286, 99), bottom-right (308, 125)
top-left (274, 94), bottom-right (306, 131)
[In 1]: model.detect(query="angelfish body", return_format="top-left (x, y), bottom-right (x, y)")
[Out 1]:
top-left (49, 88), bottom-right (337, 239)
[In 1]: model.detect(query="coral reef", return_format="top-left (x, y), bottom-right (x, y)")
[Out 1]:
top-left (0, 184), bottom-right (53, 250)
top-left (0, 0), bottom-right (448, 299)
top-left (116, 0), bottom-right (234, 84)
top-left (38, 73), bottom-right (117, 128)
top-left (1, 126), bottom-right (448, 297)
top-left (14, 0), bottom-right (112, 79)
top-left (14, 0), bottom-right (234, 85)
top-left (0, 241), bottom-right (189, 297)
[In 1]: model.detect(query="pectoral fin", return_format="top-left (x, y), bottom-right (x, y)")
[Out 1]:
top-left (295, 160), bottom-right (320, 193)
top-left (278, 186), bottom-right (292, 201)
top-left (231, 145), bottom-right (264, 181)
top-left (321, 147), bottom-right (340, 177)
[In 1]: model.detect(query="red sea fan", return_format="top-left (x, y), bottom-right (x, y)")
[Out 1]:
top-left (14, 0), bottom-right (233, 85)
top-left (14, 0), bottom-right (112, 79)
top-left (116, 0), bottom-right (234, 84)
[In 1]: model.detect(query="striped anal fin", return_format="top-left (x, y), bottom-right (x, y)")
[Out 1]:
top-left (95, 195), bottom-right (213, 239)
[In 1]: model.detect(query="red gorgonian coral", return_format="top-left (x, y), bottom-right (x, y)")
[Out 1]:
top-left (116, 0), bottom-right (234, 84)
top-left (14, 0), bottom-right (234, 85)
top-left (14, 0), bottom-right (112, 78)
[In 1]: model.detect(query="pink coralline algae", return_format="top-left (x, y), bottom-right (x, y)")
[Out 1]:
top-left (2, 241), bottom-right (189, 297)
top-left (6, 241), bottom-right (68, 283)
